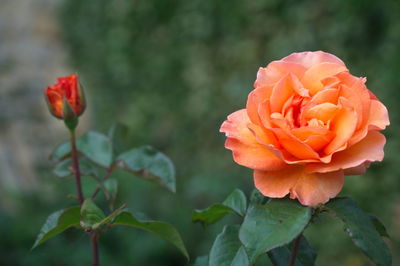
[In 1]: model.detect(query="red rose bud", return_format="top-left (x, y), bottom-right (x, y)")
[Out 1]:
top-left (45, 74), bottom-right (86, 119)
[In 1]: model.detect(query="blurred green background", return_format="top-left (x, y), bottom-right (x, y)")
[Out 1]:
top-left (0, 0), bottom-right (399, 265)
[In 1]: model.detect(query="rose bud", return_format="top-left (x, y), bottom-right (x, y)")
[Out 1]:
top-left (220, 51), bottom-right (389, 206)
top-left (45, 74), bottom-right (86, 129)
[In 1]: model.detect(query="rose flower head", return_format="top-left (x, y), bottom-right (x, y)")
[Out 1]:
top-left (45, 74), bottom-right (86, 119)
top-left (220, 51), bottom-right (389, 206)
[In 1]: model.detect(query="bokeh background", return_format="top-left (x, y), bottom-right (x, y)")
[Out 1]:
top-left (0, 0), bottom-right (399, 265)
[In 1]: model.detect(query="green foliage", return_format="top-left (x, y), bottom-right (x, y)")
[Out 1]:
top-left (326, 198), bottom-right (392, 266)
top-left (209, 225), bottom-right (248, 266)
top-left (239, 199), bottom-right (312, 263)
top-left (80, 199), bottom-right (106, 229)
top-left (51, 131), bottom-right (113, 168)
top-left (32, 206), bottom-right (81, 249)
top-left (192, 189), bottom-right (247, 227)
top-left (268, 236), bottom-right (317, 266)
top-left (111, 211), bottom-right (189, 260)
top-left (117, 145), bottom-right (176, 192)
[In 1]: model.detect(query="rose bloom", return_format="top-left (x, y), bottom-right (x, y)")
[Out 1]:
top-left (220, 51), bottom-right (389, 206)
top-left (45, 74), bottom-right (85, 119)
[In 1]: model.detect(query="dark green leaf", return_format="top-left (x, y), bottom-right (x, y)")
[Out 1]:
top-left (117, 146), bottom-right (176, 192)
top-left (231, 246), bottom-right (250, 266)
top-left (80, 199), bottom-right (106, 229)
top-left (50, 131), bottom-right (113, 168)
top-left (326, 198), bottom-right (391, 266)
top-left (268, 236), bottom-right (316, 266)
top-left (78, 131), bottom-right (113, 168)
top-left (249, 189), bottom-right (269, 206)
top-left (92, 204), bottom-right (127, 229)
top-left (111, 211), bottom-right (189, 260)
top-left (368, 214), bottom-right (390, 238)
top-left (209, 225), bottom-right (243, 266)
top-left (239, 199), bottom-right (312, 263)
top-left (192, 189), bottom-right (247, 227)
top-left (32, 206), bottom-right (80, 249)
top-left (192, 255), bottom-right (208, 266)
top-left (53, 157), bottom-right (99, 178)
top-left (108, 122), bottom-right (130, 155)
top-left (51, 142), bottom-right (71, 162)
top-left (103, 178), bottom-right (118, 200)
top-left (222, 189), bottom-right (247, 216)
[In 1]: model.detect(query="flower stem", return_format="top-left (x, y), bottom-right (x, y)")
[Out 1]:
top-left (90, 232), bottom-right (100, 266)
top-left (288, 234), bottom-right (302, 266)
top-left (69, 130), bottom-right (100, 265)
top-left (70, 130), bottom-right (84, 205)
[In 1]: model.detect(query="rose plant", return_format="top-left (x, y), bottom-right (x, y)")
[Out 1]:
top-left (34, 74), bottom-right (188, 265)
top-left (193, 52), bottom-right (392, 266)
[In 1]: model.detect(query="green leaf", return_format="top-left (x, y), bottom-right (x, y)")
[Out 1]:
top-left (223, 189), bottom-right (247, 216)
top-left (32, 206), bottom-right (80, 249)
top-left (117, 146), bottom-right (176, 192)
top-left (231, 246), bottom-right (250, 266)
top-left (103, 178), bottom-right (118, 200)
top-left (50, 131), bottom-right (113, 168)
top-left (192, 255), bottom-right (208, 266)
top-left (249, 189), bottom-right (269, 206)
top-left (80, 199), bottom-right (106, 229)
top-left (268, 236), bottom-right (317, 266)
top-left (368, 214), bottom-right (390, 238)
top-left (192, 189), bottom-right (247, 227)
top-left (53, 157), bottom-right (99, 178)
top-left (108, 122), bottom-right (130, 156)
top-left (209, 225), bottom-right (244, 266)
top-left (326, 198), bottom-right (391, 266)
top-left (111, 211), bottom-right (189, 260)
top-left (78, 131), bottom-right (113, 168)
top-left (51, 141), bottom-right (71, 162)
top-left (92, 204), bottom-right (127, 229)
top-left (239, 199), bottom-right (312, 263)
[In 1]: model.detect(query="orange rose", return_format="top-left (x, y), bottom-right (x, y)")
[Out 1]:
top-left (220, 51), bottom-right (389, 206)
top-left (45, 74), bottom-right (85, 119)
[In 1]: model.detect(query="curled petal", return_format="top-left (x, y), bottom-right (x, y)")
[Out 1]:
top-left (220, 109), bottom-right (285, 171)
top-left (368, 100), bottom-right (390, 130)
top-left (255, 61), bottom-right (306, 87)
top-left (306, 131), bottom-right (386, 173)
top-left (301, 63), bottom-right (348, 95)
top-left (323, 97), bottom-right (357, 155)
top-left (254, 166), bottom-right (344, 206)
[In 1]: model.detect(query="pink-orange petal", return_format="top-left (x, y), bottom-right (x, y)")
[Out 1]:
top-left (254, 61), bottom-right (306, 87)
top-left (225, 138), bottom-right (286, 171)
top-left (368, 100), bottom-right (390, 130)
top-left (304, 102), bottom-right (339, 122)
top-left (290, 169), bottom-right (344, 206)
top-left (301, 63), bottom-right (348, 95)
top-left (282, 51), bottom-right (346, 68)
top-left (323, 97), bottom-right (357, 155)
top-left (306, 131), bottom-right (385, 173)
top-left (254, 165), bottom-right (344, 206)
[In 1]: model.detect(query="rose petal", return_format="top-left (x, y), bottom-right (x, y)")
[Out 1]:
top-left (306, 131), bottom-right (385, 173)
top-left (304, 102), bottom-right (339, 122)
top-left (220, 109), bottom-right (285, 171)
top-left (254, 166), bottom-right (344, 206)
top-left (255, 61), bottom-right (306, 87)
top-left (246, 86), bottom-right (273, 125)
top-left (301, 63), bottom-right (348, 95)
top-left (323, 97), bottom-right (357, 155)
top-left (282, 51), bottom-right (346, 68)
top-left (368, 100), bottom-right (390, 130)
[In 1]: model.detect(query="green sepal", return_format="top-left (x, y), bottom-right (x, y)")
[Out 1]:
top-left (62, 98), bottom-right (78, 131)
top-left (80, 199), bottom-right (106, 229)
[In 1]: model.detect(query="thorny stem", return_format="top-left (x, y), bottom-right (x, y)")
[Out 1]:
top-left (69, 130), bottom-right (100, 266)
top-left (288, 234), bottom-right (302, 266)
